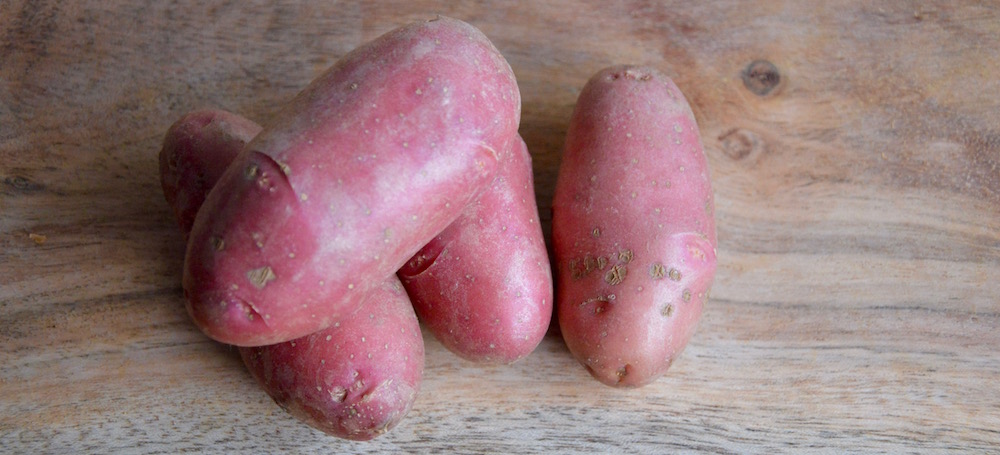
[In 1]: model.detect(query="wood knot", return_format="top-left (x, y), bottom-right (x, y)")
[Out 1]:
top-left (718, 128), bottom-right (765, 162)
top-left (742, 60), bottom-right (781, 96)
top-left (2, 175), bottom-right (44, 195)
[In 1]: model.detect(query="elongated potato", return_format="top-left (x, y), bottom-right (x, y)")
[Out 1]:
top-left (160, 109), bottom-right (424, 440)
top-left (399, 135), bottom-right (552, 363)
top-left (552, 65), bottom-right (717, 387)
top-left (184, 17), bottom-right (520, 346)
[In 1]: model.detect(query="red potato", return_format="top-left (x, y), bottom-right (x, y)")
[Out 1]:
top-left (552, 65), bottom-right (717, 387)
top-left (184, 16), bottom-right (521, 346)
top-left (399, 135), bottom-right (552, 364)
top-left (159, 109), bottom-right (424, 440)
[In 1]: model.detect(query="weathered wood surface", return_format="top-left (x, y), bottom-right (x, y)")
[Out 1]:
top-left (2, 1), bottom-right (999, 453)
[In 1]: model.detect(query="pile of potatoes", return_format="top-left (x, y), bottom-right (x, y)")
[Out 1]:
top-left (159, 17), bottom-right (716, 440)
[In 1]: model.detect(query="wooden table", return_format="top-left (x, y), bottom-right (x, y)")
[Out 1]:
top-left (3, 1), bottom-right (998, 453)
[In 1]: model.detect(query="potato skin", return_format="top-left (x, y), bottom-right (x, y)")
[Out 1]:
top-left (552, 65), bottom-right (716, 387)
top-left (399, 135), bottom-right (552, 364)
top-left (240, 278), bottom-right (423, 441)
top-left (184, 17), bottom-right (521, 346)
top-left (158, 109), bottom-right (263, 236)
top-left (160, 109), bottom-right (423, 440)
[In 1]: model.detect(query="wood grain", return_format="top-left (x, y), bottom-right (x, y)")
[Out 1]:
top-left (2, 1), bottom-right (999, 453)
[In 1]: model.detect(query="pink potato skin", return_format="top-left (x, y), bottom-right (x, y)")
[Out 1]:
top-left (159, 109), bottom-right (263, 236)
top-left (184, 17), bottom-right (521, 346)
top-left (399, 135), bottom-right (553, 364)
top-left (160, 109), bottom-right (423, 440)
top-left (552, 65), bottom-right (717, 388)
top-left (240, 279), bottom-right (423, 441)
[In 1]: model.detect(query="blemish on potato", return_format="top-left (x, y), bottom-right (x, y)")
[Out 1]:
top-left (662, 303), bottom-right (675, 317)
top-left (244, 163), bottom-right (259, 179)
top-left (682, 289), bottom-right (692, 302)
top-left (688, 244), bottom-right (707, 261)
top-left (616, 364), bottom-right (631, 383)
top-left (669, 268), bottom-right (682, 282)
top-left (330, 387), bottom-right (347, 403)
top-left (619, 249), bottom-right (634, 263)
top-left (597, 255), bottom-right (608, 270)
top-left (592, 227), bottom-right (601, 238)
top-left (210, 236), bottom-right (225, 251)
top-left (240, 300), bottom-right (262, 321)
top-left (247, 266), bottom-right (276, 289)
top-left (299, 193), bottom-right (308, 201)
top-left (650, 262), bottom-right (666, 279)
top-left (569, 259), bottom-right (582, 279)
top-left (605, 264), bottom-right (627, 285)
